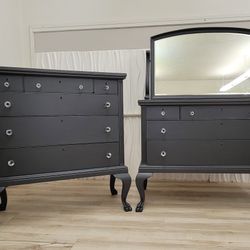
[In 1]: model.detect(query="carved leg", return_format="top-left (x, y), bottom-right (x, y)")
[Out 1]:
top-left (110, 174), bottom-right (118, 195)
top-left (114, 173), bottom-right (132, 212)
top-left (144, 179), bottom-right (148, 190)
top-left (0, 188), bottom-right (7, 211)
top-left (136, 173), bottom-right (152, 212)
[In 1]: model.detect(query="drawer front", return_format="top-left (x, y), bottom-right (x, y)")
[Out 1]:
top-left (0, 75), bottom-right (23, 92)
top-left (181, 105), bottom-right (250, 120)
top-left (94, 79), bottom-right (117, 94)
top-left (147, 120), bottom-right (250, 140)
top-left (146, 106), bottom-right (179, 120)
top-left (147, 140), bottom-right (250, 166)
top-left (0, 143), bottom-right (119, 177)
top-left (0, 93), bottom-right (118, 116)
top-left (24, 76), bottom-right (93, 93)
top-left (0, 116), bottom-right (119, 148)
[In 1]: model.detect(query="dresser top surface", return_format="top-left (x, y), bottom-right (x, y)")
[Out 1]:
top-left (0, 66), bottom-right (127, 80)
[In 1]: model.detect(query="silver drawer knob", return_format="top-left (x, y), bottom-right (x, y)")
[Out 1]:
top-left (104, 101), bottom-right (111, 108)
top-left (105, 84), bottom-right (110, 91)
top-left (5, 129), bottom-right (13, 136)
top-left (8, 160), bottom-right (15, 167)
top-left (4, 101), bottom-right (12, 108)
top-left (105, 126), bottom-right (111, 133)
top-left (161, 128), bottom-right (166, 134)
top-left (4, 81), bottom-right (10, 88)
top-left (79, 84), bottom-right (84, 90)
top-left (161, 151), bottom-right (166, 157)
top-left (190, 111), bottom-right (195, 116)
top-left (161, 110), bottom-right (166, 116)
top-left (106, 152), bottom-right (112, 159)
top-left (36, 82), bottom-right (42, 89)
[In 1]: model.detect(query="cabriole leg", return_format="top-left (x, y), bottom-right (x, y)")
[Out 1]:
top-left (0, 187), bottom-right (7, 211)
top-left (136, 173), bottom-right (152, 212)
top-left (114, 173), bottom-right (132, 212)
top-left (110, 174), bottom-right (118, 195)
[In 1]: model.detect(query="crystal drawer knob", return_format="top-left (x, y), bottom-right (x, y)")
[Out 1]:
top-left (106, 152), bottom-right (112, 159)
top-left (5, 129), bottom-right (13, 136)
top-left (105, 84), bottom-right (110, 90)
top-left (4, 101), bottom-right (11, 108)
top-left (105, 126), bottom-right (111, 133)
top-left (8, 160), bottom-right (15, 167)
top-left (161, 110), bottom-right (166, 116)
top-left (161, 151), bottom-right (166, 157)
top-left (4, 81), bottom-right (10, 88)
top-left (36, 83), bottom-right (42, 89)
top-left (79, 84), bottom-right (84, 90)
top-left (161, 128), bottom-right (166, 134)
top-left (104, 101), bottom-right (111, 108)
top-left (190, 111), bottom-right (195, 116)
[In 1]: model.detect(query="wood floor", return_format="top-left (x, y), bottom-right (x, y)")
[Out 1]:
top-left (1, 178), bottom-right (250, 250)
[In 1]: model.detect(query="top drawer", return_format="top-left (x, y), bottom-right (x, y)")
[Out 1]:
top-left (94, 79), bottom-right (118, 95)
top-left (0, 75), bottom-right (23, 92)
top-left (181, 105), bottom-right (250, 120)
top-left (146, 106), bottom-right (179, 120)
top-left (24, 76), bottom-right (93, 93)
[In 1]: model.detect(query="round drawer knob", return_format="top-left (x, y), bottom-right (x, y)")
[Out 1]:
top-left (161, 128), bottom-right (166, 134)
top-left (161, 110), bottom-right (166, 116)
top-left (4, 101), bottom-right (12, 108)
top-left (105, 126), bottom-right (111, 133)
top-left (36, 83), bottom-right (42, 89)
top-left (190, 111), bottom-right (195, 116)
top-left (4, 81), bottom-right (10, 88)
top-left (5, 129), bottom-right (13, 136)
top-left (8, 160), bottom-right (15, 167)
top-left (104, 101), bottom-right (111, 108)
top-left (79, 84), bottom-right (84, 90)
top-left (161, 151), bottom-right (166, 157)
top-left (106, 152), bottom-right (112, 159)
top-left (105, 84), bottom-right (110, 91)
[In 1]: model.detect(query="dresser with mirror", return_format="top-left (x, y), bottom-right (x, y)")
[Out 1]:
top-left (136, 27), bottom-right (250, 212)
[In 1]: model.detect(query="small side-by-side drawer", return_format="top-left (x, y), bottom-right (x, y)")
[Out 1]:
top-left (24, 76), bottom-right (93, 93)
top-left (94, 79), bottom-right (118, 94)
top-left (181, 105), bottom-right (250, 120)
top-left (0, 143), bottom-right (119, 177)
top-left (146, 106), bottom-right (179, 120)
top-left (0, 75), bottom-right (23, 92)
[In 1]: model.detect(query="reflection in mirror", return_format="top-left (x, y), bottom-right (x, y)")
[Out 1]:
top-left (154, 32), bottom-right (250, 96)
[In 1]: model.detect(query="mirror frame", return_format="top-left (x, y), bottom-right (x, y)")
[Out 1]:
top-left (150, 27), bottom-right (250, 99)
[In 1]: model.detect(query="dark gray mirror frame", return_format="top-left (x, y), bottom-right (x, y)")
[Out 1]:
top-left (150, 27), bottom-right (250, 99)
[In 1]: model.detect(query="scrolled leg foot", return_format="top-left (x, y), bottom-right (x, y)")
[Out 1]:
top-left (0, 188), bottom-right (7, 211)
top-left (114, 173), bottom-right (132, 212)
top-left (110, 174), bottom-right (118, 195)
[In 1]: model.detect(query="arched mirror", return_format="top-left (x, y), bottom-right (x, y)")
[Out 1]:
top-left (151, 27), bottom-right (250, 97)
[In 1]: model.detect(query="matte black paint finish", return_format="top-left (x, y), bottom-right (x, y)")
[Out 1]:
top-left (0, 66), bottom-right (131, 212)
top-left (146, 106), bottom-right (179, 120)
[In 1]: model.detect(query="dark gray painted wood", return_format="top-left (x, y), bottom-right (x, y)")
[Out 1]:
top-left (24, 76), bottom-right (93, 93)
top-left (94, 79), bottom-right (118, 94)
top-left (0, 116), bottom-right (119, 148)
top-left (0, 93), bottom-right (118, 116)
top-left (0, 75), bottom-right (23, 92)
top-left (146, 106), bottom-right (179, 120)
top-left (0, 143), bottom-right (119, 177)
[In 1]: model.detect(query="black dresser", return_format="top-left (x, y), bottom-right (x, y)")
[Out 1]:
top-left (0, 67), bottom-right (132, 212)
top-left (135, 27), bottom-right (250, 212)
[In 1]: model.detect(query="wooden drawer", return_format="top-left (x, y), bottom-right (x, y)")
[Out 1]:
top-left (24, 76), bottom-right (93, 93)
top-left (0, 143), bottom-right (119, 177)
top-left (181, 105), bottom-right (250, 120)
top-left (0, 93), bottom-right (118, 116)
top-left (0, 116), bottom-right (119, 148)
top-left (147, 120), bottom-right (250, 140)
top-left (94, 79), bottom-right (118, 94)
top-left (147, 140), bottom-right (250, 166)
top-left (146, 106), bottom-right (179, 120)
top-left (0, 75), bottom-right (23, 92)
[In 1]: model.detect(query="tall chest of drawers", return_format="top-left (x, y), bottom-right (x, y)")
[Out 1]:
top-left (0, 67), bottom-right (132, 212)
top-left (136, 98), bottom-right (250, 212)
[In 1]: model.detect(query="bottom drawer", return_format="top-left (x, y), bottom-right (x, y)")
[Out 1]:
top-left (147, 140), bottom-right (250, 166)
top-left (0, 143), bottom-right (119, 177)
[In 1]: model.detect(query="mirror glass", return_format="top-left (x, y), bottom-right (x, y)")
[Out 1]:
top-left (154, 32), bottom-right (250, 96)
